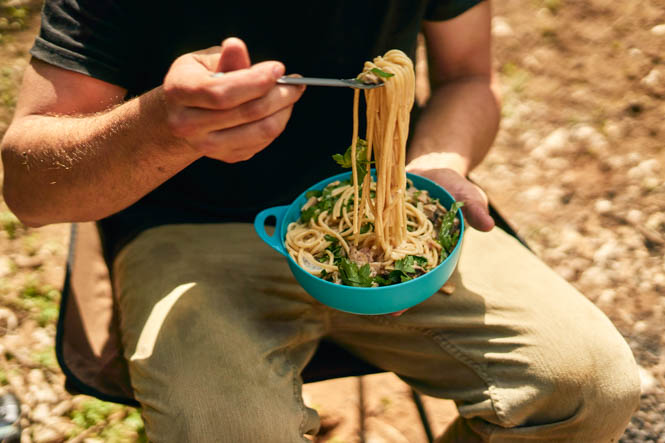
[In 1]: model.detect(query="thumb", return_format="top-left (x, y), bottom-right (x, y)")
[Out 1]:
top-left (217, 37), bottom-right (251, 73)
top-left (460, 183), bottom-right (495, 232)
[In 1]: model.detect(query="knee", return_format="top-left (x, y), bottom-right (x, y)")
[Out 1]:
top-left (505, 332), bottom-right (641, 438)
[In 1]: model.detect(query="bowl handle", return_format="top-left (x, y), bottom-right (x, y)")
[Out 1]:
top-left (254, 205), bottom-right (289, 256)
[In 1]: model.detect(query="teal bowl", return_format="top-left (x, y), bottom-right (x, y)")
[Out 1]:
top-left (254, 171), bottom-right (464, 315)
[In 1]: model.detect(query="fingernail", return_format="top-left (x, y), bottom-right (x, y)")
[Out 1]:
top-left (273, 64), bottom-right (285, 79)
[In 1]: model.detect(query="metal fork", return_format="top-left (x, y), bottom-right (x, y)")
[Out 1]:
top-left (210, 72), bottom-right (383, 89)
top-left (276, 76), bottom-right (384, 89)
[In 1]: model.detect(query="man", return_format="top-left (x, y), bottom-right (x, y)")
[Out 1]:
top-left (1, 0), bottom-right (640, 441)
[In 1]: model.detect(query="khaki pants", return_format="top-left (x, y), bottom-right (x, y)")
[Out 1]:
top-left (113, 224), bottom-right (640, 442)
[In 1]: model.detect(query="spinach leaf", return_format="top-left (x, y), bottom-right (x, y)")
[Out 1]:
top-left (438, 201), bottom-right (464, 258)
top-left (338, 258), bottom-right (373, 287)
top-left (332, 139), bottom-right (371, 184)
top-left (370, 67), bottom-right (395, 78)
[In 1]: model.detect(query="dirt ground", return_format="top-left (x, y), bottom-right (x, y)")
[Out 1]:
top-left (0, 0), bottom-right (663, 441)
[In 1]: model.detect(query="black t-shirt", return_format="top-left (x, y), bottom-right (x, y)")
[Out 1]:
top-left (30, 0), bottom-right (482, 259)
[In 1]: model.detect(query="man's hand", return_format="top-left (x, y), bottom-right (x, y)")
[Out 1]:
top-left (162, 37), bottom-right (305, 163)
top-left (407, 164), bottom-right (495, 232)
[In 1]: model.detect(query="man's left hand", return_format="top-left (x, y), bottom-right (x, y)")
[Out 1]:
top-left (408, 167), bottom-right (495, 232)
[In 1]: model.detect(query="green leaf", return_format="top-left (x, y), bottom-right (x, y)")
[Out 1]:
top-left (413, 256), bottom-right (428, 267)
top-left (338, 258), bottom-right (373, 287)
top-left (306, 190), bottom-right (322, 199)
top-left (332, 139), bottom-right (371, 184)
top-left (438, 201), bottom-right (464, 257)
top-left (394, 256), bottom-right (416, 274)
top-left (370, 67), bottom-right (395, 78)
top-left (374, 270), bottom-right (403, 286)
top-left (360, 223), bottom-right (373, 234)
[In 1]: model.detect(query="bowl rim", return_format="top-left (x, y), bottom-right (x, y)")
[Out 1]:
top-left (279, 170), bottom-right (465, 292)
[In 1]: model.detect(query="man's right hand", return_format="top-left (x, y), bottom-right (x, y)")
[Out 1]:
top-left (162, 37), bottom-right (305, 164)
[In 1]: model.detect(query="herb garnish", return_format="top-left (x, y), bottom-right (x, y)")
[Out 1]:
top-left (370, 67), bottom-right (394, 78)
top-left (438, 201), bottom-right (464, 259)
top-left (332, 138), bottom-right (372, 184)
top-left (338, 258), bottom-right (373, 287)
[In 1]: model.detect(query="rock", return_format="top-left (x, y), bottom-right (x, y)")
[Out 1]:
top-left (31, 329), bottom-right (52, 349)
top-left (628, 47), bottom-right (643, 57)
top-left (12, 255), bottom-right (43, 269)
top-left (596, 289), bottom-right (616, 305)
top-left (0, 308), bottom-right (19, 333)
top-left (27, 370), bottom-right (45, 386)
top-left (603, 121), bottom-right (623, 139)
top-left (31, 425), bottom-right (64, 443)
top-left (522, 186), bottom-right (545, 201)
top-left (579, 266), bottom-right (611, 287)
top-left (651, 24), bottom-right (665, 36)
top-left (31, 403), bottom-right (51, 423)
top-left (0, 257), bottom-right (13, 278)
top-left (594, 199), bottom-right (613, 214)
top-left (593, 239), bottom-right (623, 264)
top-left (633, 321), bottom-right (648, 334)
top-left (571, 124), bottom-right (609, 155)
top-left (638, 365), bottom-right (658, 395)
top-left (492, 16), bottom-right (514, 37)
top-left (641, 68), bottom-right (665, 94)
top-left (532, 128), bottom-right (571, 159)
top-left (626, 209), bottom-right (643, 224)
top-left (50, 400), bottom-right (72, 417)
top-left (646, 212), bottom-right (665, 232)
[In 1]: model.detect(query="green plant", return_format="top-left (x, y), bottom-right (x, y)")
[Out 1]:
top-left (0, 211), bottom-right (22, 239)
top-left (19, 279), bottom-right (60, 327)
top-left (31, 347), bottom-right (57, 369)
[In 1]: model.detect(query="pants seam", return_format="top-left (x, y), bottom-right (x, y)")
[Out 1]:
top-left (361, 314), bottom-right (517, 429)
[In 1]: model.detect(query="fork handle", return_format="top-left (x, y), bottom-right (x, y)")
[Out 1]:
top-left (277, 76), bottom-right (353, 88)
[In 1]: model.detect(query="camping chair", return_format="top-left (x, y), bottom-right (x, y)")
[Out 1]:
top-left (57, 203), bottom-right (526, 443)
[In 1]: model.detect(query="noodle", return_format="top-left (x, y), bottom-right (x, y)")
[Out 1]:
top-left (285, 50), bottom-right (461, 286)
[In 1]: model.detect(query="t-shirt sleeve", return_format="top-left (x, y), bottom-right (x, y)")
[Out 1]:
top-left (30, 0), bottom-right (135, 89)
top-left (425, 0), bottom-right (485, 21)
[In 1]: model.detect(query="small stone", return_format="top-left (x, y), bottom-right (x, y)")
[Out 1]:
top-left (31, 329), bottom-right (52, 349)
top-left (31, 403), bottom-right (51, 423)
top-left (0, 257), bottom-right (13, 278)
top-left (646, 212), bottom-right (665, 232)
top-left (579, 266), bottom-right (611, 287)
top-left (0, 308), bottom-right (19, 333)
top-left (604, 122), bottom-right (622, 139)
top-left (31, 425), bottom-right (63, 443)
top-left (641, 68), bottom-right (665, 94)
top-left (628, 47), bottom-right (643, 57)
top-left (594, 199), bottom-right (613, 214)
top-left (651, 24), bottom-right (665, 36)
top-left (571, 124), bottom-right (609, 154)
top-left (492, 16), bottom-right (514, 37)
top-left (541, 128), bottom-right (570, 152)
top-left (638, 365), bottom-right (658, 395)
top-left (522, 186), bottom-right (545, 200)
top-left (596, 289), bottom-right (616, 305)
top-left (626, 209), bottom-right (643, 224)
top-left (28, 381), bottom-right (59, 405)
top-left (27, 370), bottom-right (45, 386)
top-left (633, 321), bottom-right (648, 334)
top-left (593, 240), bottom-right (622, 264)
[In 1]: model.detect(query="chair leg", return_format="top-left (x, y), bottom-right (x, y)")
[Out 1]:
top-left (411, 388), bottom-right (434, 443)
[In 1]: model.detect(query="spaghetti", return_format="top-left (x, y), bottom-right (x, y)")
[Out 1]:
top-left (285, 50), bottom-right (462, 287)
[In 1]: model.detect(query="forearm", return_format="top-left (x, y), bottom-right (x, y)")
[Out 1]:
top-left (1, 87), bottom-right (200, 226)
top-left (407, 75), bottom-right (501, 176)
